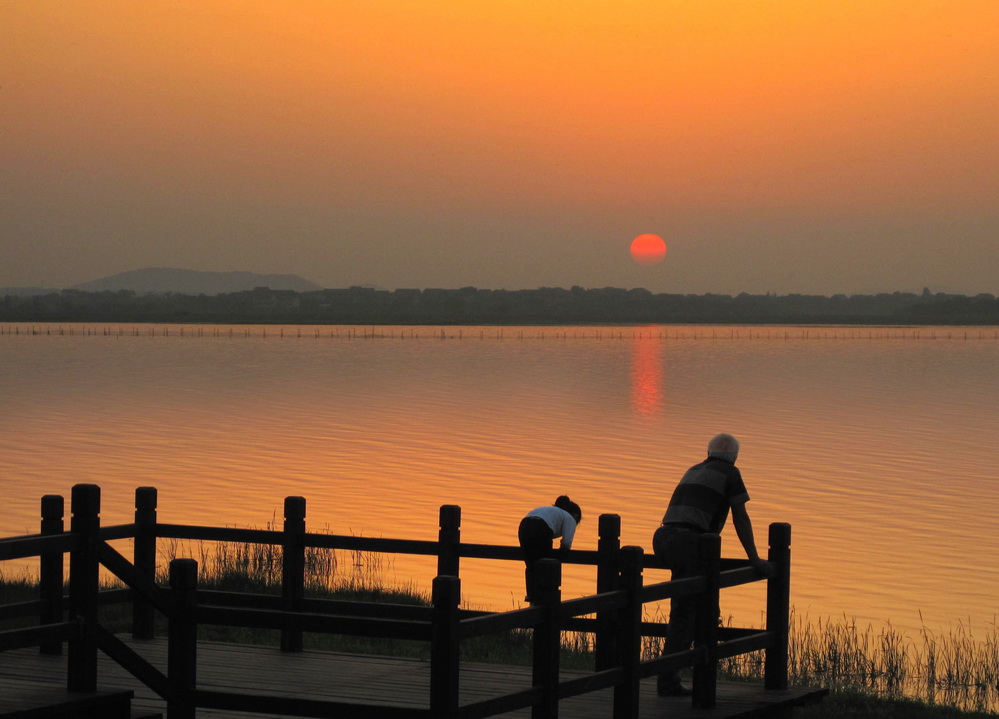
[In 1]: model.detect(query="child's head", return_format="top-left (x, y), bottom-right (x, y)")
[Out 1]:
top-left (554, 495), bottom-right (582, 524)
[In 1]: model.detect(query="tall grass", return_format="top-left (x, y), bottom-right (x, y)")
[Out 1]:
top-left (160, 536), bottom-right (595, 667)
top-left (716, 610), bottom-right (999, 714)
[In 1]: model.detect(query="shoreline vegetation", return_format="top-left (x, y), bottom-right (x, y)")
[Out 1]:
top-left (3, 286), bottom-right (999, 325)
top-left (2, 540), bottom-right (997, 717)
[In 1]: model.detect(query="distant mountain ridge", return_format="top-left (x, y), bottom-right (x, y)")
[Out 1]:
top-left (68, 268), bottom-right (323, 295)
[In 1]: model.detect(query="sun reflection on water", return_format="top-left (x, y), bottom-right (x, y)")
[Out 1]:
top-left (630, 333), bottom-right (664, 416)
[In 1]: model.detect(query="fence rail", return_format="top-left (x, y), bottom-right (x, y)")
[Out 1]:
top-left (0, 484), bottom-right (791, 719)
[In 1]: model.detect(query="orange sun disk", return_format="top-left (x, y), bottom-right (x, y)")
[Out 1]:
top-left (630, 234), bottom-right (667, 264)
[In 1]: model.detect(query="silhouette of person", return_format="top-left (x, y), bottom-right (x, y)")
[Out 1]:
top-left (652, 433), bottom-right (774, 696)
top-left (518, 495), bottom-right (582, 604)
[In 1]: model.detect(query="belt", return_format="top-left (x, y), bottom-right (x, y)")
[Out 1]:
top-left (661, 522), bottom-right (702, 532)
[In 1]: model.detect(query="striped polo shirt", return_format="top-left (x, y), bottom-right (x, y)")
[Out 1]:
top-left (662, 457), bottom-right (750, 533)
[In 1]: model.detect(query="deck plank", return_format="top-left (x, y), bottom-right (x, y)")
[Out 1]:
top-left (0, 638), bottom-right (826, 718)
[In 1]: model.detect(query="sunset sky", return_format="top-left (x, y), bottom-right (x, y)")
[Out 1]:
top-left (3, 1), bottom-right (997, 295)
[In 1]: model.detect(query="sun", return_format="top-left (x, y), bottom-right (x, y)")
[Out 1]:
top-left (630, 234), bottom-right (667, 265)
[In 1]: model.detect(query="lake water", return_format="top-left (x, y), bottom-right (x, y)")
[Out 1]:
top-left (2, 323), bottom-right (997, 639)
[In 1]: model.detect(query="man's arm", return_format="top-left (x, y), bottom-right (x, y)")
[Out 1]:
top-left (731, 501), bottom-right (775, 576)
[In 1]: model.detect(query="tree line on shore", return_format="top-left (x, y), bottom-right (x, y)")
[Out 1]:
top-left (2, 285), bottom-right (997, 325)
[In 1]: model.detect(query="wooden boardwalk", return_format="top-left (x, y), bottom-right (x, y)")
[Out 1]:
top-left (2, 489), bottom-right (818, 718)
top-left (0, 637), bottom-right (826, 719)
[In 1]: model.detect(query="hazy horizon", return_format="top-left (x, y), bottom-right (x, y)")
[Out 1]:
top-left (3, 2), bottom-right (997, 296)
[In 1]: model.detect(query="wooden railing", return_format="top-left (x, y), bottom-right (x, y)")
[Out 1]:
top-left (0, 484), bottom-right (791, 719)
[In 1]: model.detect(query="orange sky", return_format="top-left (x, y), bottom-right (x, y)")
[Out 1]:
top-left (2, 1), bottom-right (997, 294)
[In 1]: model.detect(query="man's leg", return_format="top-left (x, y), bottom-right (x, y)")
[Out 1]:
top-left (654, 528), bottom-right (700, 696)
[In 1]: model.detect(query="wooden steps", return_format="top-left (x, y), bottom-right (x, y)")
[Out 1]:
top-left (0, 678), bottom-right (161, 719)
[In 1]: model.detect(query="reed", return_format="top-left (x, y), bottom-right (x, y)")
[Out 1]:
top-left (715, 610), bottom-right (999, 714)
top-left (159, 537), bottom-right (593, 667)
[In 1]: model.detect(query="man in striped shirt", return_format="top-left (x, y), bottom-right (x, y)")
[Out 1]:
top-left (652, 433), bottom-right (774, 697)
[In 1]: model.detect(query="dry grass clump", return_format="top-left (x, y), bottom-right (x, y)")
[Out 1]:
top-left (164, 537), bottom-right (593, 666)
top-left (191, 536), bottom-right (389, 596)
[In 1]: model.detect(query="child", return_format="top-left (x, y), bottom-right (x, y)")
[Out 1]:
top-left (518, 495), bottom-right (582, 603)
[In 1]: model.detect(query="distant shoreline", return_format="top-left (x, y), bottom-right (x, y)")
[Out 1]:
top-left (2, 286), bottom-right (998, 325)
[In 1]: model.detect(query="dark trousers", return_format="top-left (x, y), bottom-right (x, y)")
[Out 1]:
top-left (652, 525), bottom-right (706, 690)
top-left (518, 516), bottom-right (554, 602)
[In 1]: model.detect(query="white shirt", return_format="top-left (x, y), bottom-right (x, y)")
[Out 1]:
top-left (526, 505), bottom-right (578, 549)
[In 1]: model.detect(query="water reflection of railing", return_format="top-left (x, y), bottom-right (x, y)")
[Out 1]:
top-left (0, 485), bottom-right (792, 718)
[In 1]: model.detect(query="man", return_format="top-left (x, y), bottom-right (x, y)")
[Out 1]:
top-left (652, 433), bottom-right (774, 697)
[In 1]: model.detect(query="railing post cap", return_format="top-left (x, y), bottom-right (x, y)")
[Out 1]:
top-left (439, 504), bottom-right (461, 526)
top-left (618, 545), bottom-right (644, 568)
top-left (284, 496), bottom-right (307, 519)
top-left (769, 522), bottom-right (791, 546)
top-left (135, 486), bottom-right (158, 509)
top-left (41, 494), bottom-right (65, 517)
top-left (71, 484), bottom-right (101, 514)
top-left (598, 513), bottom-right (621, 536)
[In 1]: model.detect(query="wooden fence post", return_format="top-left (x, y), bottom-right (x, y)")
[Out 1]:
top-left (281, 496), bottom-right (306, 653)
top-left (595, 513), bottom-right (621, 671)
top-left (430, 574), bottom-right (461, 719)
top-left (765, 522), bottom-right (792, 690)
top-left (612, 546), bottom-right (643, 719)
top-left (437, 505), bottom-right (461, 578)
top-left (692, 533), bottom-right (721, 709)
top-left (133, 486), bottom-right (158, 640)
top-left (68, 483), bottom-right (100, 692)
top-left (531, 557), bottom-right (562, 719)
top-left (168, 558), bottom-right (198, 719)
top-left (40, 494), bottom-right (64, 655)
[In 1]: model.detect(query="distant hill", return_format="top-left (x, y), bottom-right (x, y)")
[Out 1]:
top-left (68, 268), bottom-right (322, 295)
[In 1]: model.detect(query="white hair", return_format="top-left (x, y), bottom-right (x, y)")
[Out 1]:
top-left (707, 433), bottom-right (739, 461)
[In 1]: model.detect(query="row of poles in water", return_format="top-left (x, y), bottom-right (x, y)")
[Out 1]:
top-left (3, 325), bottom-right (998, 341)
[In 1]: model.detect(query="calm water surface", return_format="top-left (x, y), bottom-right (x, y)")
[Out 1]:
top-left (2, 323), bottom-right (997, 637)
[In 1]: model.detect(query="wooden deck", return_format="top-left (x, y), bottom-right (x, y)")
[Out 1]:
top-left (0, 637), bottom-right (826, 719)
